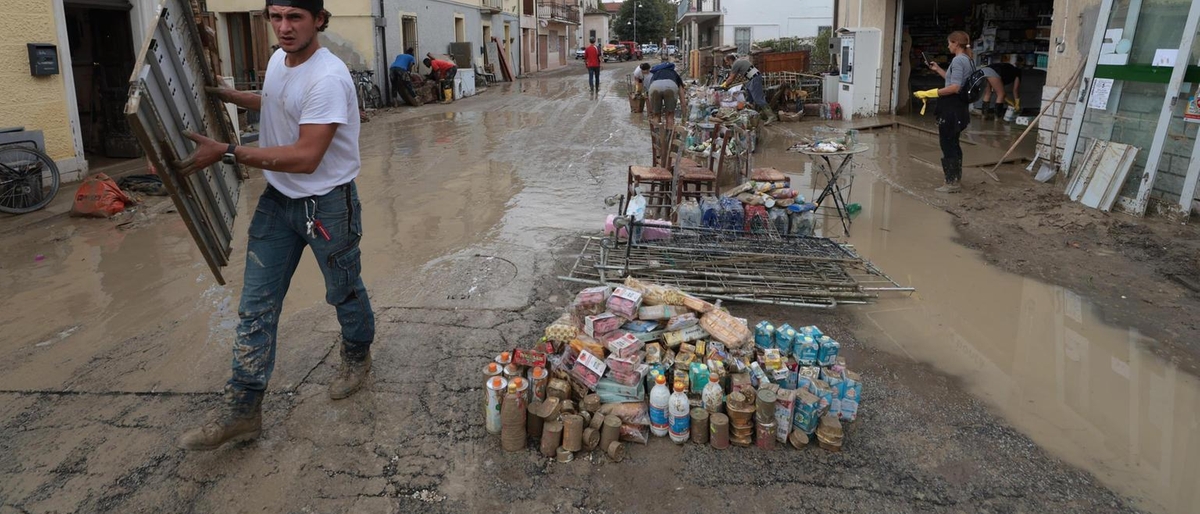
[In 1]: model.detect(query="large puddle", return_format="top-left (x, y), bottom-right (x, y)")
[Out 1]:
top-left (765, 130), bottom-right (1200, 513)
top-left (0, 111), bottom-right (520, 392)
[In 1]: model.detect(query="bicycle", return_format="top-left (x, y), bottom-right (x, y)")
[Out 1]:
top-left (351, 69), bottom-right (383, 110)
top-left (0, 142), bottom-right (60, 215)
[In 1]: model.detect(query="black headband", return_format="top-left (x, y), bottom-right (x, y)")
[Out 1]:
top-left (266, 0), bottom-right (323, 15)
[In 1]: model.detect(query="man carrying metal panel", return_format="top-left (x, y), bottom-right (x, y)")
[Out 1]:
top-left (174, 0), bottom-right (375, 451)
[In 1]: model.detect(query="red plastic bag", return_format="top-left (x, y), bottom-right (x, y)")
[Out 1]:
top-left (71, 173), bottom-right (132, 218)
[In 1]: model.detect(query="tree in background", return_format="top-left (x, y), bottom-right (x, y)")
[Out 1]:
top-left (612, 0), bottom-right (678, 44)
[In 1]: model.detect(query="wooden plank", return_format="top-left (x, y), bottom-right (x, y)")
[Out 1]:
top-left (1100, 146), bottom-right (1139, 212)
top-left (1080, 142), bottom-right (1127, 208)
top-left (491, 37), bottom-right (514, 81)
top-left (1066, 140), bottom-right (1102, 201)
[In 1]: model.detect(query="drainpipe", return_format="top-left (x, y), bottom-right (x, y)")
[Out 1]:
top-left (377, 0), bottom-right (389, 104)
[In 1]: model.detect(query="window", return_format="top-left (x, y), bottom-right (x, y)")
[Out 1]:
top-left (734, 27), bottom-right (751, 54)
top-left (401, 15), bottom-right (417, 56)
top-left (590, 29), bottom-right (596, 40)
top-left (818, 26), bottom-right (832, 37)
top-left (455, 15), bottom-right (466, 43)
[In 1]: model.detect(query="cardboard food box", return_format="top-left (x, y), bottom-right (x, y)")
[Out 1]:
top-left (584, 313), bottom-right (623, 337)
top-left (606, 287), bottom-right (644, 319)
top-left (606, 332), bottom-right (644, 359)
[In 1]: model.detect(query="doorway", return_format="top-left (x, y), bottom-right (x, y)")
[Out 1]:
top-left (894, 0), bottom-right (1052, 117)
top-left (64, 3), bottom-right (141, 164)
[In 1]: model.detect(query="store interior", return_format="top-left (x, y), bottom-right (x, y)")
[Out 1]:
top-left (898, 0), bottom-right (1053, 116)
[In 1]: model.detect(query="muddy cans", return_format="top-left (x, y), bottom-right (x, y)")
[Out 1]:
top-left (485, 376), bottom-right (508, 435)
top-left (510, 377), bottom-right (529, 409)
top-left (529, 366), bottom-right (549, 402)
top-left (483, 362), bottom-right (502, 379)
top-left (496, 351), bottom-right (513, 366)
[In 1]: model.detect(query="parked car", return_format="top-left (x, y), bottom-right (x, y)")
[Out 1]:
top-left (667, 45), bottom-right (678, 56)
top-left (575, 47), bottom-right (586, 60)
top-left (641, 44), bottom-right (659, 55)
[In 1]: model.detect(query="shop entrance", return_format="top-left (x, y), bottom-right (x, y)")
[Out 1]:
top-left (64, 1), bottom-right (143, 171)
top-left (893, 0), bottom-right (1053, 119)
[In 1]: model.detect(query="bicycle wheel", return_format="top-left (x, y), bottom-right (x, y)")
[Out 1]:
top-left (356, 83), bottom-right (368, 111)
top-left (366, 84), bottom-right (382, 109)
top-left (0, 146), bottom-right (60, 215)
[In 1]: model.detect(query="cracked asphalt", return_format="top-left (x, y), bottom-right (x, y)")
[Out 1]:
top-left (0, 62), bottom-right (1138, 513)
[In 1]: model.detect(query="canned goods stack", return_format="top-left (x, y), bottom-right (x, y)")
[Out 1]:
top-left (480, 278), bottom-right (867, 460)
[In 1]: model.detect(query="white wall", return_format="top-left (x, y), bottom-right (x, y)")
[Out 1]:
top-left (721, 0), bottom-right (833, 44)
top-left (582, 13), bottom-right (609, 48)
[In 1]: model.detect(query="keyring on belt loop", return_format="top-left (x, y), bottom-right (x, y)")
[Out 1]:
top-left (304, 198), bottom-right (316, 222)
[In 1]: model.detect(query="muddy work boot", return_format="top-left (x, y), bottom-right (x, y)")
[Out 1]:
top-left (936, 158), bottom-right (963, 193)
top-left (329, 347), bottom-right (372, 400)
top-left (982, 103), bottom-right (995, 121)
top-left (178, 387), bottom-right (262, 451)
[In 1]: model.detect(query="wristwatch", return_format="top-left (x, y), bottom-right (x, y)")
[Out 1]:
top-left (221, 143), bottom-right (237, 165)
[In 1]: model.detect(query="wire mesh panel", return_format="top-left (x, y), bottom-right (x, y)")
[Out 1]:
top-left (561, 222), bottom-right (913, 309)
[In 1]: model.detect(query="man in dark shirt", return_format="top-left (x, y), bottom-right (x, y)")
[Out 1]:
top-left (981, 62), bottom-right (1022, 120)
top-left (722, 54), bottom-right (777, 123)
top-left (389, 48), bottom-right (419, 106)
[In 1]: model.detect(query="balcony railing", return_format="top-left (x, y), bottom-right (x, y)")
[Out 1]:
top-left (537, 1), bottom-right (580, 24)
top-left (677, 0), bottom-right (720, 21)
top-left (482, 0), bottom-right (503, 13)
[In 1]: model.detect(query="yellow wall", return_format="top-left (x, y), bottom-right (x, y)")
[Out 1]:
top-left (1046, 0), bottom-right (1099, 88)
top-left (0, 0), bottom-right (75, 162)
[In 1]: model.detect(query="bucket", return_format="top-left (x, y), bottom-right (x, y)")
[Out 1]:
top-left (629, 93), bottom-right (645, 113)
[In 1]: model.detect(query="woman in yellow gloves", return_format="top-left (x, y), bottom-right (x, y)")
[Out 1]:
top-left (914, 30), bottom-right (974, 193)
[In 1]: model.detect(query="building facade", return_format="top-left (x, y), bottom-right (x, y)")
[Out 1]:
top-left (0, 0), bottom-right (173, 182)
top-left (579, 0), bottom-right (610, 51)
top-left (677, 0), bottom-right (834, 59)
top-left (534, 0), bottom-right (580, 71)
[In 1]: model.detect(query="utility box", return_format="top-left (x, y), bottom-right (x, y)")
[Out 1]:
top-left (27, 43), bottom-right (59, 76)
top-left (836, 27), bottom-right (881, 119)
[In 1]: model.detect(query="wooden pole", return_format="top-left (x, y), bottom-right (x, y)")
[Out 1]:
top-left (984, 62), bottom-right (1086, 178)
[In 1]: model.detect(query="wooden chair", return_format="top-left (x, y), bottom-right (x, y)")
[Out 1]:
top-left (675, 130), bottom-right (720, 205)
top-left (629, 124), bottom-right (677, 219)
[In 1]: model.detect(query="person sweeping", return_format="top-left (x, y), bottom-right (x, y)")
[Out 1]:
top-left (913, 31), bottom-right (974, 193)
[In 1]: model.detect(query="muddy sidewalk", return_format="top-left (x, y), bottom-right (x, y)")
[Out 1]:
top-left (0, 63), bottom-right (1162, 513)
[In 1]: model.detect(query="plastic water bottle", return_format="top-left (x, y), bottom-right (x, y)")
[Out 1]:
top-left (702, 374), bottom-right (724, 414)
top-left (649, 374), bottom-right (670, 437)
top-left (668, 381), bottom-right (691, 444)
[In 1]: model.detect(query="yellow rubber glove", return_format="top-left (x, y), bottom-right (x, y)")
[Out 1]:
top-left (913, 89), bottom-right (939, 115)
top-left (1006, 98), bottom-right (1020, 110)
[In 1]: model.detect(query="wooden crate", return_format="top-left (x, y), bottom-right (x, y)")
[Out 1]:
top-left (754, 51), bottom-right (810, 73)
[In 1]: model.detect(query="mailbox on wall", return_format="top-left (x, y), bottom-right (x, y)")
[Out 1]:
top-left (27, 43), bottom-right (59, 76)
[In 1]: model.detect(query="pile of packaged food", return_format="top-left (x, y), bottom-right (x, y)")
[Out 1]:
top-left (482, 278), bottom-right (863, 462)
top-left (675, 181), bottom-right (818, 237)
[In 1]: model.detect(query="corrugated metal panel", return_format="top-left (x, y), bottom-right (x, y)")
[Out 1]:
top-left (125, 0), bottom-right (243, 285)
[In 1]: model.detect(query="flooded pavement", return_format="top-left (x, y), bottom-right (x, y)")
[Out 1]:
top-left (0, 110), bottom-right (522, 393)
top-left (0, 61), bottom-right (1171, 513)
top-left (756, 130), bottom-right (1200, 513)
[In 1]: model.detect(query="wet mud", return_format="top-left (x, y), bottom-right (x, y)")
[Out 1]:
top-left (0, 61), bottom-right (1182, 512)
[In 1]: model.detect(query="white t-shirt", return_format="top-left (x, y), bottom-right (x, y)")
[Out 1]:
top-left (259, 48), bottom-right (360, 198)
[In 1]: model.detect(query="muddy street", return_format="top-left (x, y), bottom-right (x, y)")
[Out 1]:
top-left (0, 61), bottom-right (1192, 513)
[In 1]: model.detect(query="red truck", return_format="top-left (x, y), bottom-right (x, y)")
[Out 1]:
top-left (619, 41), bottom-right (644, 60)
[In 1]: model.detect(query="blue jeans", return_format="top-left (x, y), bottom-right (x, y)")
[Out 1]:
top-left (588, 66), bottom-right (600, 90)
top-left (229, 181), bottom-right (374, 400)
